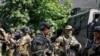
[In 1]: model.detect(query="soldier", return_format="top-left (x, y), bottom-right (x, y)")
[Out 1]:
top-left (54, 25), bottom-right (82, 56)
top-left (87, 26), bottom-right (100, 56)
top-left (6, 28), bottom-right (16, 56)
top-left (31, 22), bottom-right (54, 56)
top-left (0, 25), bottom-right (7, 56)
top-left (16, 26), bottom-right (31, 56)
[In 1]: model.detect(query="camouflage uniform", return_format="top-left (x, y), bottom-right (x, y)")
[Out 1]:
top-left (54, 25), bottom-right (82, 56)
top-left (87, 43), bottom-right (100, 56)
top-left (6, 28), bottom-right (16, 56)
top-left (16, 26), bottom-right (32, 56)
top-left (0, 28), bottom-right (7, 56)
top-left (55, 35), bottom-right (82, 56)
top-left (87, 26), bottom-right (100, 56)
top-left (16, 34), bottom-right (31, 56)
top-left (31, 22), bottom-right (54, 56)
top-left (31, 34), bottom-right (54, 56)
top-left (6, 34), bottom-right (16, 56)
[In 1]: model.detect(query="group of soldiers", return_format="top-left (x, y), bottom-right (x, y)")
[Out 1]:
top-left (31, 22), bottom-right (82, 56)
top-left (0, 25), bottom-right (34, 56)
top-left (0, 22), bottom-right (100, 56)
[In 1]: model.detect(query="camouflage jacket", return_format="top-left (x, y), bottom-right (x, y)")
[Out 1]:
top-left (55, 35), bottom-right (82, 51)
top-left (31, 34), bottom-right (54, 56)
top-left (88, 42), bottom-right (100, 56)
top-left (16, 34), bottom-right (31, 53)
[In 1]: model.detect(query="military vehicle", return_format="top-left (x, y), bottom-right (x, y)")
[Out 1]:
top-left (67, 9), bottom-right (100, 47)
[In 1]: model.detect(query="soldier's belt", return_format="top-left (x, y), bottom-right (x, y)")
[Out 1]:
top-left (32, 48), bottom-right (49, 54)
top-left (19, 51), bottom-right (28, 54)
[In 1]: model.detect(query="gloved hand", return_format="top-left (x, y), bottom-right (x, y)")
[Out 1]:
top-left (74, 44), bottom-right (79, 48)
top-left (70, 44), bottom-right (79, 52)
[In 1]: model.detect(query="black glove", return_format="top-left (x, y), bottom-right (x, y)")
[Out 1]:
top-left (70, 44), bottom-right (79, 52)
top-left (74, 44), bottom-right (79, 48)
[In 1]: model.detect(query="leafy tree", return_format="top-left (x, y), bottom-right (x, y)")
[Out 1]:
top-left (0, 0), bottom-right (33, 29)
top-left (0, 0), bottom-right (71, 32)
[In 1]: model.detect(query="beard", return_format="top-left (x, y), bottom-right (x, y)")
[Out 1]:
top-left (66, 32), bottom-right (72, 36)
top-left (94, 37), bottom-right (100, 44)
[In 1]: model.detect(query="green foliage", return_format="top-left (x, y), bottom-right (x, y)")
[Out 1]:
top-left (0, 0), bottom-right (71, 32)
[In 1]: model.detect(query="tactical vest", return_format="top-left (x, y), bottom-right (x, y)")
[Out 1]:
top-left (32, 34), bottom-right (53, 56)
